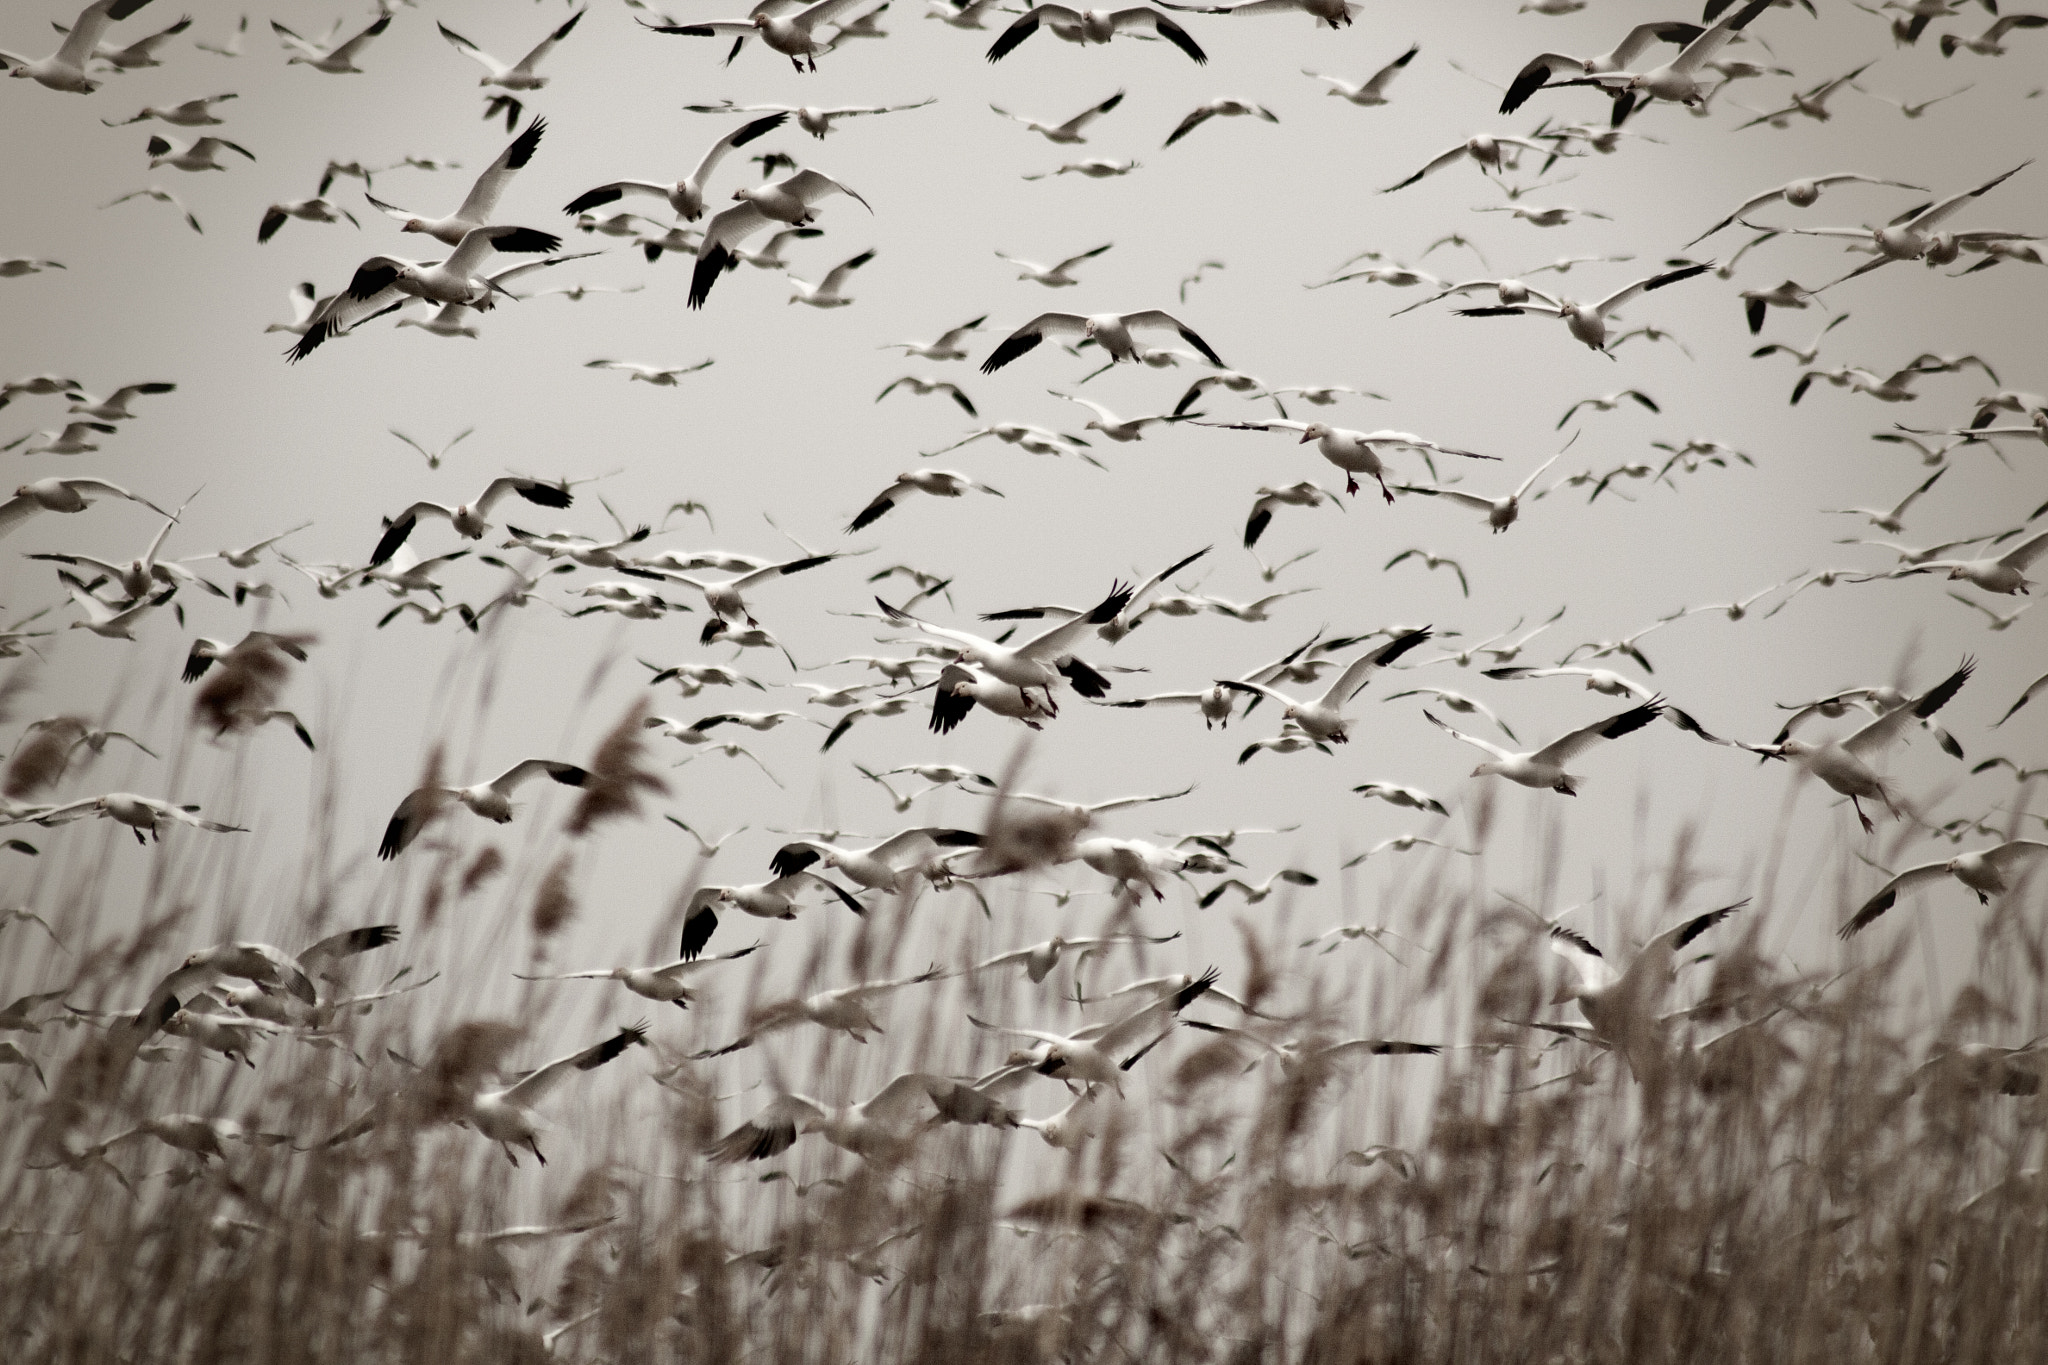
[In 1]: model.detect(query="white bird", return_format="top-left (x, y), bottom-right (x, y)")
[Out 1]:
top-left (369, 477), bottom-right (574, 566)
top-left (700, 966), bottom-right (950, 1054)
top-left (285, 225), bottom-right (565, 362)
top-left (998, 242), bottom-right (1112, 288)
top-left (28, 791), bottom-right (245, 844)
top-left (640, 0), bottom-right (873, 73)
top-left (378, 759), bottom-right (590, 859)
top-left (991, 89), bottom-right (1125, 142)
top-left (514, 942), bottom-right (759, 1009)
top-left (691, 169), bottom-right (872, 308)
top-left (1164, 98), bottom-right (1277, 148)
top-left (1220, 628), bottom-right (1433, 744)
top-left (875, 376), bottom-right (977, 417)
top-left (366, 118), bottom-right (548, 247)
top-left (884, 314), bottom-right (987, 361)
top-left (1426, 698), bottom-right (1665, 795)
top-left (1755, 659), bottom-right (1973, 831)
top-left (630, 551), bottom-right (842, 642)
top-left (1687, 174), bottom-right (1925, 247)
top-left (879, 583), bottom-right (1133, 711)
top-left (677, 873), bottom-right (865, 958)
top-left (986, 7), bottom-right (1209, 64)
top-left (1102, 633), bottom-right (1320, 731)
top-left (1303, 44), bottom-right (1418, 105)
top-left (99, 184), bottom-right (202, 234)
top-left (685, 97), bottom-right (935, 138)
top-left (101, 93), bottom-right (239, 128)
top-left (256, 198), bottom-right (358, 244)
top-left (469, 1025), bottom-right (649, 1165)
top-left (1197, 869), bottom-right (1316, 907)
top-left (1761, 161), bottom-right (2033, 291)
top-left (1021, 158), bottom-right (1141, 181)
top-left (706, 1071), bottom-right (1013, 1163)
top-left (0, 0), bottom-right (160, 93)
top-left (271, 11), bottom-right (393, 74)
top-left (1896, 527), bottom-right (2048, 595)
top-left (1018, 1087), bottom-right (1104, 1149)
top-left (1458, 262), bottom-right (1715, 353)
top-left (1394, 454), bottom-right (1560, 533)
top-left (1939, 12), bottom-right (2048, 56)
top-left (1204, 420), bottom-right (1497, 503)
top-left (770, 827), bottom-right (983, 894)
top-left (1381, 135), bottom-right (1555, 192)
top-left (971, 932), bottom-right (1180, 983)
top-left (57, 572), bottom-right (175, 641)
top-left (584, 359), bottom-right (716, 388)
top-left (1300, 924), bottom-right (1414, 960)
top-left (1497, 20), bottom-right (1706, 112)
top-left (1844, 842), bottom-right (2048, 937)
top-left (930, 663), bottom-right (1057, 733)
top-left (438, 9), bottom-right (584, 96)
top-left (1826, 466), bottom-right (1948, 534)
top-left (2, 421), bottom-right (116, 455)
top-left (144, 135), bottom-right (254, 174)
top-left (1243, 481), bottom-right (1341, 549)
top-left (1544, 901), bottom-right (1745, 1080)
top-left (1350, 781), bottom-right (1449, 817)
top-left (561, 114), bottom-right (787, 226)
top-left (971, 971), bottom-right (1217, 1091)
top-left (982, 310), bottom-right (1224, 374)
top-left (847, 469), bottom-right (1003, 533)
top-left (1341, 834), bottom-right (1477, 868)
top-left (1548, 1), bottom-right (1776, 118)
top-left (788, 248), bottom-right (876, 307)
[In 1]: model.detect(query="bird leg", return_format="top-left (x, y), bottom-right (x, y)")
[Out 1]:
top-left (1373, 472), bottom-right (1395, 505)
top-left (1849, 796), bottom-right (1875, 834)
top-left (1344, 475), bottom-right (1360, 495)
top-left (528, 1136), bottom-right (547, 1166)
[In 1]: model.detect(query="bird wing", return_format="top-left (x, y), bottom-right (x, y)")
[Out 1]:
top-left (514, 7), bottom-right (585, 73)
top-left (1548, 924), bottom-right (1620, 993)
top-left (868, 825), bottom-right (980, 866)
top-left (57, 0), bottom-right (135, 68)
top-left (704, 1092), bottom-right (825, 1163)
top-left (328, 13), bottom-right (393, 63)
top-left (781, 168), bottom-right (872, 212)
top-left (818, 249), bottom-right (876, 292)
top-left (297, 925), bottom-right (400, 981)
top-left (1317, 628), bottom-right (1433, 709)
top-left (1909, 161), bottom-right (2032, 234)
top-left (980, 312), bottom-right (1089, 371)
top-left (1592, 262), bottom-right (1714, 316)
top-left (1121, 310), bottom-right (1225, 367)
top-left (499, 1024), bottom-right (649, 1107)
top-left (488, 758), bottom-right (591, 795)
top-left (1164, 106), bottom-right (1214, 147)
top-left (1529, 699), bottom-right (1664, 767)
top-left (1985, 841), bottom-right (2048, 876)
top-left (690, 112), bottom-right (790, 187)
top-left (1017, 582), bottom-right (1134, 659)
top-left (1842, 863), bottom-right (1956, 937)
top-left (1670, 0), bottom-right (1771, 73)
top-left (1998, 527), bottom-right (2048, 573)
top-left (436, 22), bottom-right (507, 76)
top-left (1843, 660), bottom-right (1973, 758)
top-left (453, 118), bottom-right (548, 227)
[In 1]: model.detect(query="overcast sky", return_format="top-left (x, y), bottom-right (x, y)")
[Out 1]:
top-left (4, 0), bottom-right (2046, 1112)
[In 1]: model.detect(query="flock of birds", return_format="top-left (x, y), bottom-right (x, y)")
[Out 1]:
top-left (4, 0), bottom-right (2048, 1201)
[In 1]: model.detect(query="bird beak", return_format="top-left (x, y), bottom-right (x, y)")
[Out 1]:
top-left (1297, 433), bottom-right (1314, 444)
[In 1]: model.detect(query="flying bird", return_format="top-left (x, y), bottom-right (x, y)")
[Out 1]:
top-left (987, 7), bottom-right (1208, 64)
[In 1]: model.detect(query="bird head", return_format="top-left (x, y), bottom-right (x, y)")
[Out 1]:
top-left (1298, 423), bottom-right (1330, 444)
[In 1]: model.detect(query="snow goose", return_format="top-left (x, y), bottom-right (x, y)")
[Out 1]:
top-left (1303, 44), bottom-right (1417, 105)
top-left (271, 12), bottom-right (392, 74)
top-left (438, 9), bottom-right (584, 105)
top-left (378, 759), bottom-right (590, 859)
top-left (193, 13), bottom-right (245, 56)
top-left (560, 113), bottom-right (786, 226)
top-left (585, 358), bottom-right (715, 386)
top-left (1844, 841), bottom-right (2048, 937)
top-left (706, 1070), bottom-right (1013, 1163)
top-left (0, 0), bottom-right (160, 92)
top-left (685, 97), bottom-right (935, 138)
top-left (1480, 665), bottom-right (1731, 745)
top-left (1992, 669), bottom-right (2048, 726)
top-left (1202, 421), bottom-right (1497, 502)
top-left (366, 118), bottom-right (548, 246)
top-left (1749, 311), bottom-right (1849, 365)
top-left (1686, 174), bottom-right (1925, 247)
top-left (641, 658), bottom-right (766, 693)
top-left (29, 791), bottom-right (244, 842)
top-left (982, 310), bottom-right (1223, 373)
top-left (3, 421), bottom-right (116, 456)
top-left (971, 932), bottom-right (1179, 983)
top-left (515, 942), bottom-right (759, 1008)
top-left (1556, 391), bottom-right (1660, 428)
top-left (1180, 1020), bottom-right (1441, 1082)
top-left (1393, 453), bottom-right (1560, 533)
top-left (143, 135), bottom-right (254, 174)
top-left (970, 970), bottom-right (1216, 1090)
top-left (1732, 61), bottom-right (1876, 130)
top-left (57, 573), bottom-right (175, 640)
top-left (1761, 161), bottom-right (2033, 290)
top-left (1197, 869), bottom-right (1316, 907)
top-left (1940, 12), bottom-right (2048, 55)
top-left (639, 0), bottom-right (871, 73)
top-left (257, 198), bottom-right (358, 244)
top-left (627, 551), bottom-right (842, 640)
top-left (1381, 136), bottom-right (1554, 193)
top-left (1826, 466), bottom-right (1948, 534)
top-left (1022, 158), bottom-right (1141, 180)
top-left (284, 224), bottom-right (564, 361)
top-left (1350, 780), bottom-right (1448, 816)
top-left (1220, 628), bottom-right (1433, 744)
top-left (847, 469), bottom-right (1002, 532)
top-left (1947, 592), bottom-right (2030, 630)
top-left (876, 375), bottom-right (977, 416)
top-left (1100, 632), bottom-right (1321, 730)
top-left (998, 242), bottom-right (1112, 288)
top-left (922, 422), bottom-right (1093, 460)
top-left (698, 966), bottom-right (949, 1054)
top-left (690, 168), bottom-right (871, 307)
top-left (991, 89), bottom-right (1125, 142)
top-left (1752, 658), bottom-right (1972, 830)
top-left (386, 250), bottom-right (597, 336)
top-left (879, 582), bottom-right (1133, 711)
top-left (1164, 0), bottom-right (1360, 25)
top-left (1496, 20), bottom-right (1703, 112)
top-left (368, 477), bottom-right (573, 566)
top-left (1163, 98), bottom-right (1276, 147)
top-left (468, 1025), bottom-right (648, 1165)
top-left (675, 872), bottom-right (861, 957)
top-left (987, 7), bottom-right (1208, 63)
top-left (1382, 686), bottom-right (1515, 737)
top-left (1546, 1), bottom-right (1774, 118)
top-left (1894, 527), bottom-right (2048, 594)
top-left (1456, 262), bottom-right (1715, 353)
top-left (1047, 391), bottom-right (1190, 442)
top-left (1543, 902), bottom-right (1745, 1080)
top-left (884, 313), bottom-right (987, 360)
top-left (771, 827), bottom-right (982, 894)
top-left (788, 248), bottom-right (875, 307)
top-left (102, 93), bottom-right (238, 128)
top-left (1244, 481), bottom-right (1341, 548)
top-left (1425, 698), bottom-right (1664, 795)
